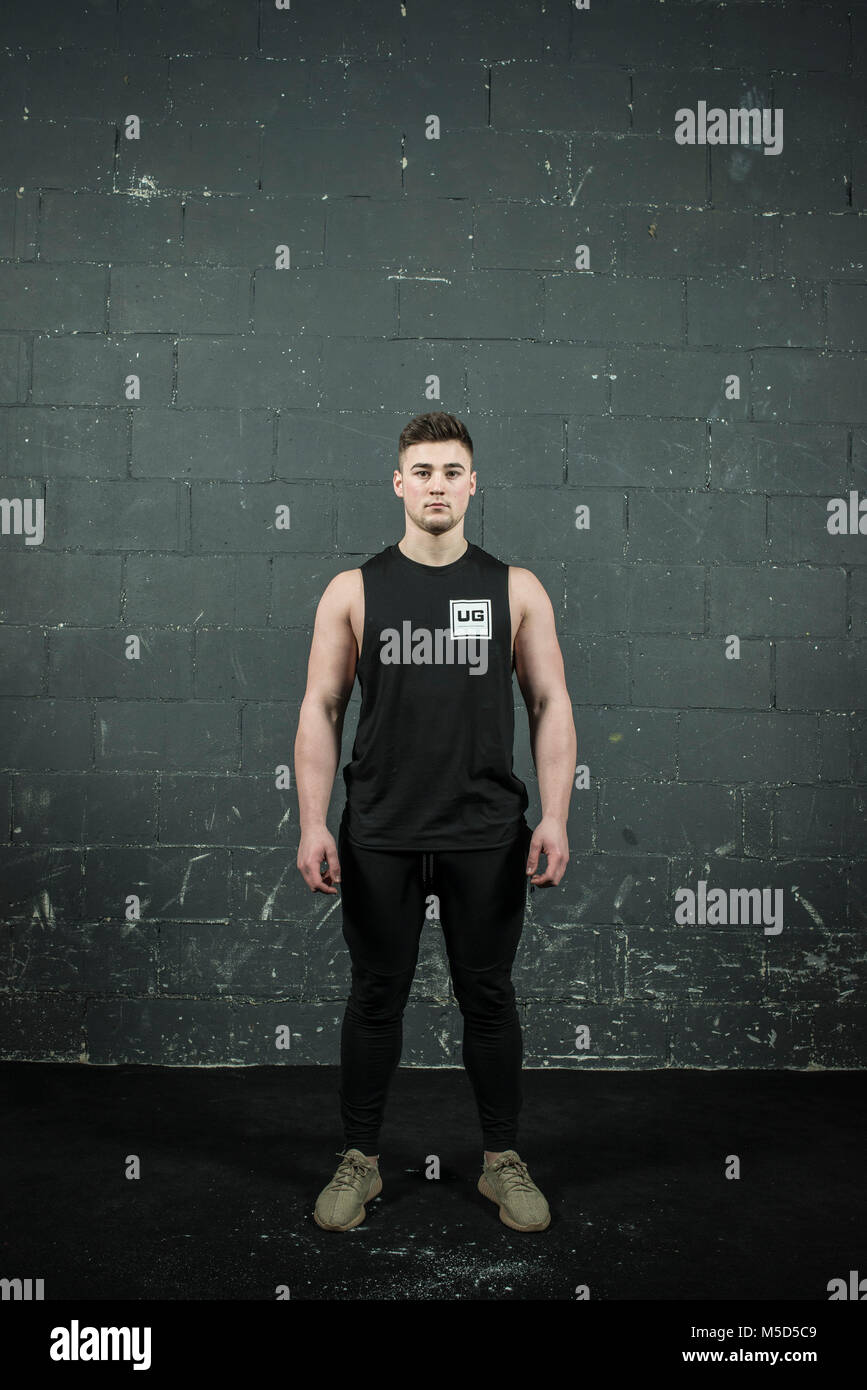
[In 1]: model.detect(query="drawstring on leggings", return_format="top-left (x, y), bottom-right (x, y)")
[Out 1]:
top-left (421, 851), bottom-right (434, 884)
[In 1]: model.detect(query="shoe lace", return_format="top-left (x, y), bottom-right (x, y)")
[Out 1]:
top-left (491, 1154), bottom-right (535, 1191)
top-left (331, 1151), bottom-right (373, 1189)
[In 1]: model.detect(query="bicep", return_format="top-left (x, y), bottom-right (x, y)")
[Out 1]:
top-left (303, 574), bottom-right (357, 711)
top-left (513, 572), bottom-right (567, 710)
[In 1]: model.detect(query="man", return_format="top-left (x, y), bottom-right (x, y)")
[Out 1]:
top-left (294, 411), bottom-right (576, 1233)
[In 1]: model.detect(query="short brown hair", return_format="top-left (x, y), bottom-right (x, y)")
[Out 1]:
top-left (397, 412), bottom-right (473, 473)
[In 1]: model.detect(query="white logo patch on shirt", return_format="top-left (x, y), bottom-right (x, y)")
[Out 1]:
top-left (450, 598), bottom-right (491, 641)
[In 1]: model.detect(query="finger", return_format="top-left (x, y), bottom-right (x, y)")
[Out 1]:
top-left (314, 863), bottom-right (337, 894)
top-left (534, 854), bottom-right (568, 886)
top-left (316, 854), bottom-right (340, 894)
top-left (301, 859), bottom-right (333, 893)
top-left (325, 848), bottom-right (341, 885)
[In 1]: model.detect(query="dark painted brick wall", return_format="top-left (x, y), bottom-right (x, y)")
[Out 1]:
top-left (0, 0), bottom-right (864, 1067)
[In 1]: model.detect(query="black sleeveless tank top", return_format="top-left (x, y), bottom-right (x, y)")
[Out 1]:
top-left (341, 540), bottom-right (530, 850)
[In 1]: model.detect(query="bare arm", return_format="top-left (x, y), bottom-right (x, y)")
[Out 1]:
top-left (293, 571), bottom-right (358, 892)
top-left (511, 567), bottom-right (576, 886)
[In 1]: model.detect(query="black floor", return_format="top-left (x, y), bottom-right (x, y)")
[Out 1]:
top-left (1, 1062), bottom-right (863, 1301)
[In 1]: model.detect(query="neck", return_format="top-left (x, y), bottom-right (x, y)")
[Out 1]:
top-left (398, 531), bottom-right (468, 567)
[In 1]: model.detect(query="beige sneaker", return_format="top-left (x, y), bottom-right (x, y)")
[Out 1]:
top-left (478, 1150), bottom-right (551, 1231)
top-left (313, 1148), bottom-right (383, 1231)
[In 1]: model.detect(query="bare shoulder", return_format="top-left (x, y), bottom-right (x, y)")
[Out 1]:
top-left (508, 565), bottom-right (551, 620)
top-left (319, 566), bottom-right (362, 612)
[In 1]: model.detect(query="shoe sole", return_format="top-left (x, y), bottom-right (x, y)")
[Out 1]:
top-left (313, 1171), bottom-right (383, 1231)
top-left (478, 1173), bottom-right (551, 1231)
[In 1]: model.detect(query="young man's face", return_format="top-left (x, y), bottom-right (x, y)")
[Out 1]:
top-left (394, 440), bottom-right (476, 535)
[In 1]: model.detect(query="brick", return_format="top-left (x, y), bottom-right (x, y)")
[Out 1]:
top-left (110, 266), bottom-right (250, 334)
top-left (254, 267), bottom-right (396, 338)
top-left (599, 783), bottom-right (737, 855)
top-left (776, 641), bottom-right (865, 710)
top-left (0, 847), bottom-right (83, 921)
top-left (0, 189), bottom-right (38, 260)
top-left (775, 786), bottom-right (865, 856)
top-left (569, 135), bottom-right (705, 207)
top-left (194, 629), bottom-right (308, 703)
top-left (177, 337), bottom-right (319, 409)
top-left (567, 417), bottom-right (706, 489)
top-left (708, 564), bottom-right (846, 636)
top-left (677, 711), bottom-right (820, 783)
top-left (171, 57), bottom-right (313, 123)
top-left (322, 337), bottom-right (466, 411)
top-left (260, 0), bottom-right (405, 60)
top-left (131, 408), bottom-right (274, 482)
top-left (706, 3), bottom-right (850, 71)
top-left (0, 264), bottom-right (106, 332)
top-left (12, 773), bottom-right (158, 845)
top-left (625, 927), bottom-right (765, 1002)
top-left (629, 491), bottom-right (765, 562)
top-left (264, 126), bottom-right (401, 198)
top-left (81, 846), bottom-right (231, 923)
top-left (0, 335), bottom-right (28, 403)
top-left (0, 120), bottom-right (110, 193)
top-left (611, 346), bottom-right (752, 419)
top-left (40, 480), bottom-right (183, 551)
top-left (158, 774), bottom-right (294, 847)
top-left (405, 128), bottom-right (569, 200)
top-left (163, 920), bottom-right (305, 995)
top-left (558, 707), bottom-right (679, 781)
top-left (668, 1003), bottom-right (802, 1067)
top-left (190, 480), bottom-right (331, 552)
top-left (546, 272), bottom-right (682, 345)
top-left (401, 271), bottom-right (542, 340)
top-left (310, 58), bottom-right (487, 128)
top-left (26, 49), bottom-right (168, 120)
top-left (775, 212), bottom-right (867, 281)
top-left (0, 919), bottom-right (155, 993)
top-left (688, 276), bottom-right (823, 348)
top-left (0, 993), bottom-right (83, 1060)
top-left (492, 63), bottom-right (628, 132)
top-left (41, 192), bottom-right (182, 264)
top-left (32, 335), bottom-right (173, 407)
top-left (708, 423), bottom-right (846, 494)
top-left (827, 284), bottom-right (867, 351)
top-left (124, 554), bottom-right (270, 625)
top-left (49, 628), bottom-right (192, 698)
top-left (621, 207), bottom-right (772, 278)
top-left (754, 350), bottom-right (867, 423)
top-left (765, 931), bottom-right (867, 1003)
top-left (523, 1001), bottom-right (669, 1067)
top-left (0, 628), bottom-right (45, 695)
top-left (0, 407), bottom-right (128, 481)
top-left (0, 700), bottom-right (92, 771)
top-left (474, 341), bottom-right (607, 414)
top-left (474, 204), bottom-right (621, 273)
top-left (181, 195), bottom-right (324, 269)
top-left (325, 199), bottom-right (471, 272)
top-left (92, 700), bottom-right (239, 772)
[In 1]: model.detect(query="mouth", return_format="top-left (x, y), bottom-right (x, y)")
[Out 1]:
top-left (427, 504), bottom-right (447, 509)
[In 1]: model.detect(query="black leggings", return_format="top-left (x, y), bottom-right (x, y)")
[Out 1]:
top-left (336, 815), bottom-right (533, 1154)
